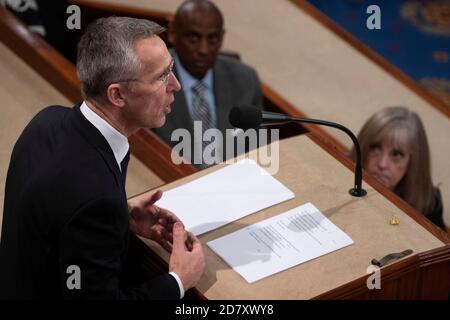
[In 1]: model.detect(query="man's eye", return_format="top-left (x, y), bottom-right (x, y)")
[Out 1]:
top-left (208, 35), bottom-right (220, 45)
top-left (156, 71), bottom-right (169, 82)
top-left (186, 34), bottom-right (200, 43)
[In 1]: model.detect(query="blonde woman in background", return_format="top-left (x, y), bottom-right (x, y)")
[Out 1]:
top-left (351, 106), bottom-right (446, 230)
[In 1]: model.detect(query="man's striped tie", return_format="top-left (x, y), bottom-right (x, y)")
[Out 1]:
top-left (192, 82), bottom-right (217, 168)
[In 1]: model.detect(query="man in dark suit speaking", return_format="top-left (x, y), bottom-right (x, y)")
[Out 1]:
top-left (154, 0), bottom-right (263, 169)
top-left (0, 17), bottom-right (204, 299)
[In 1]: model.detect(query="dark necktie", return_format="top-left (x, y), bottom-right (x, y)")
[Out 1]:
top-left (120, 150), bottom-right (130, 187)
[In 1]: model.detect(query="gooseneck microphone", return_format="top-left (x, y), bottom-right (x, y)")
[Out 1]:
top-left (229, 106), bottom-right (367, 197)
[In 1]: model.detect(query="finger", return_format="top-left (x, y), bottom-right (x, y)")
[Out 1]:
top-left (185, 237), bottom-right (193, 251)
top-left (171, 222), bottom-right (186, 252)
top-left (165, 231), bottom-right (173, 244)
top-left (160, 228), bottom-right (173, 243)
top-left (190, 234), bottom-right (203, 252)
top-left (141, 190), bottom-right (163, 207)
top-left (187, 231), bottom-right (196, 243)
top-left (152, 227), bottom-right (172, 252)
top-left (159, 209), bottom-right (182, 224)
top-left (159, 239), bottom-right (172, 252)
top-left (156, 218), bottom-right (176, 236)
top-left (160, 214), bottom-right (183, 232)
top-left (151, 205), bottom-right (161, 215)
top-left (185, 231), bottom-right (194, 248)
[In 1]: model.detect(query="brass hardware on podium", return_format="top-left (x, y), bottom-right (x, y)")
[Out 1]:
top-left (390, 215), bottom-right (400, 225)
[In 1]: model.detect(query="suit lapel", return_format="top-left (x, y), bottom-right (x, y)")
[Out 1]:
top-left (70, 105), bottom-right (123, 192)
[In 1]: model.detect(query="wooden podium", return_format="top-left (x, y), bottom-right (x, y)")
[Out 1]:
top-left (2, 4), bottom-right (447, 300)
top-left (130, 134), bottom-right (450, 300)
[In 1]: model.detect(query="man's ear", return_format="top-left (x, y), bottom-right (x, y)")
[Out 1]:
top-left (106, 83), bottom-right (126, 108)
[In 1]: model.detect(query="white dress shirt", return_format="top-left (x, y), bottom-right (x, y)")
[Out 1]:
top-left (80, 101), bottom-right (129, 170)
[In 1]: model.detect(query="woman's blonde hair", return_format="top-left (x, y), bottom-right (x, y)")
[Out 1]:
top-left (351, 106), bottom-right (436, 216)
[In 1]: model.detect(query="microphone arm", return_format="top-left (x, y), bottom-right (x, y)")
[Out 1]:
top-left (262, 111), bottom-right (367, 197)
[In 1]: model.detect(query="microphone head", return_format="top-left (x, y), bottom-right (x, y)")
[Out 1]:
top-left (229, 106), bottom-right (262, 130)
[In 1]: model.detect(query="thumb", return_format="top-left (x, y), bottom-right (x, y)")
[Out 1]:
top-left (172, 222), bottom-right (186, 252)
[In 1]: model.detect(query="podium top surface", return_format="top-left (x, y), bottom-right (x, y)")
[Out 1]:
top-left (131, 135), bottom-right (445, 299)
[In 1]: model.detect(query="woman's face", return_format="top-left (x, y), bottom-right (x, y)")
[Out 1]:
top-left (366, 138), bottom-right (411, 190)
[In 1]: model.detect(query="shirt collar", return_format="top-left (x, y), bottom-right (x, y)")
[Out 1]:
top-left (174, 53), bottom-right (213, 90)
top-left (80, 101), bottom-right (129, 170)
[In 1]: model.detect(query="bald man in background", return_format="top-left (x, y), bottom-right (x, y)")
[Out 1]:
top-left (154, 0), bottom-right (263, 169)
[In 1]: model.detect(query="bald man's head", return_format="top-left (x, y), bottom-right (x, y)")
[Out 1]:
top-left (169, 0), bottom-right (225, 79)
top-left (173, 0), bottom-right (223, 30)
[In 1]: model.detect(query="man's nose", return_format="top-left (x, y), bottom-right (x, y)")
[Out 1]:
top-left (198, 38), bottom-right (209, 56)
top-left (168, 72), bottom-right (181, 92)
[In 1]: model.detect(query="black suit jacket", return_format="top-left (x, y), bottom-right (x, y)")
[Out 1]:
top-left (154, 53), bottom-right (263, 167)
top-left (0, 105), bottom-right (179, 299)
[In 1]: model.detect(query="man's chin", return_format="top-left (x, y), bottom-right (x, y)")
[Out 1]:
top-left (187, 67), bottom-right (209, 80)
top-left (147, 115), bottom-right (166, 129)
top-left (155, 118), bottom-right (166, 129)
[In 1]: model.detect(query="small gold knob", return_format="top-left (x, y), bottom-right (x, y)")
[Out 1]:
top-left (390, 215), bottom-right (399, 225)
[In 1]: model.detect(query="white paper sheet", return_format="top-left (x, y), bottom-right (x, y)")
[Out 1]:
top-left (207, 203), bottom-right (354, 283)
top-left (156, 159), bottom-right (295, 235)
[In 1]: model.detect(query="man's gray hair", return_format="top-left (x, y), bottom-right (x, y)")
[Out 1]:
top-left (76, 16), bottom-right (165, 104)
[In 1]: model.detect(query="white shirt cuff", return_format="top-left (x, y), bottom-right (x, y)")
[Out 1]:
top-left (169, 272), bottom-right (185, 299)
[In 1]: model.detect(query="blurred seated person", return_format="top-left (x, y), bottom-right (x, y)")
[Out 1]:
top-left (154, 0), bottom-right (263, 169)
top-left (351, 106), bottom-right (446, 230)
